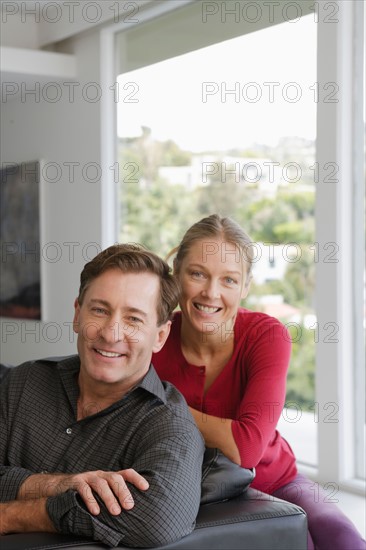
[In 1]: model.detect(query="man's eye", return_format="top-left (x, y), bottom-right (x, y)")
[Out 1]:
top-left (128, 316), bottom-right (142, 324)
top-left (92, 307), bottom-right (107, 315)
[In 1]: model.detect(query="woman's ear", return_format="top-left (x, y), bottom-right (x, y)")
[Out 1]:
top-left (241, 278), bottom-right (252, 300)
top-left (240, 265), bottom-right (252, 300)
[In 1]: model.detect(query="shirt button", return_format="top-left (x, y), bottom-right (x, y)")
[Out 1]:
top-left (200, 368), bottom-right (205, 374)
top-left (66, 428), bottom-right (72, 435)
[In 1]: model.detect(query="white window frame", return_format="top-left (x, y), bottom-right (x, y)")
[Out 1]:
top-left (99, 0), bottom-right (193, 250)
top-left (315, 0), bottom-right (365, 493)
top-left (99, 0), bottom-right (365, 493)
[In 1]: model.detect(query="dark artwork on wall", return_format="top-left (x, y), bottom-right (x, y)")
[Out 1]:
top-left (0, 161), bottom-right (41, 320)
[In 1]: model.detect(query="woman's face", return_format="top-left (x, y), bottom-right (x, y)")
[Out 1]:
top-left (177, 238), bottom-right (250, 336)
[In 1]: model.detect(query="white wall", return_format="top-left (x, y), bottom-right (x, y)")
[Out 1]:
top-left (0, 8), bottom-right (39, 49)
top-left (1, 28), bottom-right (104, 365)
top-left (0, 0), bottom-right (185, 366)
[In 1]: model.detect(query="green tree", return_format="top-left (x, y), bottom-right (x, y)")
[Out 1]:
top-left (286, 326), bottom-right (315, 411)
top-left (283, 249), bottom-right (316, 309)
top-left (245, 198), bottom-right (297, 242)
top-left (160, 139), bottom-right (191, 166)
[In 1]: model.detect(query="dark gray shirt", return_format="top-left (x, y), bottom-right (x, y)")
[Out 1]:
top-left (0, 356), bottom-right (204, 547)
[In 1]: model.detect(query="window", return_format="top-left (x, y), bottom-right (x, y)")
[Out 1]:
top-left (103, 0), bottom-right (365, 489)
top-left (314, 0), bottom-right (365, 489)
top-left (116, 4), bottom-right (318, 466)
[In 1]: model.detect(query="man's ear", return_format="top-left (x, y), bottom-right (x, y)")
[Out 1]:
top-left (152, 320), bottom-right (172, 353)
top-left (73, 298), bottom-right (80, 334)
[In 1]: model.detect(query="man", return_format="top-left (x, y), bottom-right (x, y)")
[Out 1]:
top-left (0, 244), bottom-right (204, 548)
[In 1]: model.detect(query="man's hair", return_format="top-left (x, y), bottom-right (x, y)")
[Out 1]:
top-left (77, 243), bottom-right (180, 325)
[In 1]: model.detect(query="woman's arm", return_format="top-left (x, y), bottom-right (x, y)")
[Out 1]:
top-left (188, 407), bottom-right (241, 465)
top-left (190, 318), bottom-right (292, 468)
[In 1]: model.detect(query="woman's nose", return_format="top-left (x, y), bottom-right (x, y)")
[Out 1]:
top-left (201, 280), bottom-right (220, 300)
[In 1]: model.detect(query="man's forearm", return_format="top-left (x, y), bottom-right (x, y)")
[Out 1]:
top-left (17, 473), bottom-right (68, 500)
top-left (0, 498), bottom-right (56, 535)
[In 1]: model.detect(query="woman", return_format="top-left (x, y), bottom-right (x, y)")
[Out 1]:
top-left (152, 214), bottom-right (365, 550)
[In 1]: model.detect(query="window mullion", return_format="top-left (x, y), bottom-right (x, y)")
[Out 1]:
top-left (316, 0), bottom-right (364, 486)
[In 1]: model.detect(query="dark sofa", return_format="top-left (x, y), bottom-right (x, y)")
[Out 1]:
top-left (1, 489), bottom-right (307, 550)
top-left (0, 362), bottom-right (307, 549)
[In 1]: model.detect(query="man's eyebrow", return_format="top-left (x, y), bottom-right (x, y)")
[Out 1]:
top-left (89, 299), bottom-right (110, 307)
top-left (124, 307), bottom-right (148, 319)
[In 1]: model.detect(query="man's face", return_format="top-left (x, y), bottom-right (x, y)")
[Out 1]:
top-left (73, 269), bottom-right (171, 392)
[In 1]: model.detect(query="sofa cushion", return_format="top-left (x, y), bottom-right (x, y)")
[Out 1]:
top-left (201, 447), bottom-right (255, 504)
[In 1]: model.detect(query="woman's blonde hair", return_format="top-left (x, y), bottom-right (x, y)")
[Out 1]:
top-left (168, 214), bottom-right (254, 287)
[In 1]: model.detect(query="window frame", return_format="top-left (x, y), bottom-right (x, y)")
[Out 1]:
top-left (315, 0), bottom-right (365, 492)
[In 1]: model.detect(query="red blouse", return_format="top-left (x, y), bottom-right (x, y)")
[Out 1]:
top-left (152, 308), bottom-right (297, 493)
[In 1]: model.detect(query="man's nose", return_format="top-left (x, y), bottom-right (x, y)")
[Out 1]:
top-left (101, 320), bottom-right (123, 343)
top-left (101, 320), bottom-right (139, 344)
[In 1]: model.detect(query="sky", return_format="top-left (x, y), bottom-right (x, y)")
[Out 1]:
top-left (117, 14), bottom-right (317, 152)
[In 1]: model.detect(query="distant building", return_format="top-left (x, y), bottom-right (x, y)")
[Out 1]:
top-left (251, 242), bottom-right (292, 284)
top-left (158, 154), bottom-right (286, 195)
top-left (158, 155), bottom-right (215, 189)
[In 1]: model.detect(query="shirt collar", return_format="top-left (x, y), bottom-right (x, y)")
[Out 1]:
top-left (136, 363), bottom-right (168, 405)
top-left (57, 355), bottom-right (167, 408)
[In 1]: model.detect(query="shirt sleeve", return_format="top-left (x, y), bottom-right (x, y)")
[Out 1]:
top-left (231, 318), bottom-right (292, 468)
top-left (0, 367), bottom-right (34, 501)
top-left (47, 427), bottom-right (204, 548)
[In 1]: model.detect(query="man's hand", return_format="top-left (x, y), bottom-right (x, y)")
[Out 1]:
top-left (57, 469), bottom-right (149, 515)
top-left (18, 469), bottom-right (149, 516)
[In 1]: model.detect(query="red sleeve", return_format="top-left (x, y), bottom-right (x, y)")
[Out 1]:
top-left (232, 316), bottom-right (292, 468)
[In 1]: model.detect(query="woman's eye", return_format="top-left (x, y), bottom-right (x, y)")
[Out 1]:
top-left (225, 277), bottom-right (237, 285)
top-left (191, 271), bottom-right (203, 278)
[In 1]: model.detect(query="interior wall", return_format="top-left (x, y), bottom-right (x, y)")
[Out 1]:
top-left (0, 0), bottom-right (189, 366)
top-left (0, 8), bottom-right (40, 49)
top-left (0, 28), bottom-right (104, 365)
top-left (117, 0), bottom-right (314, 73)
